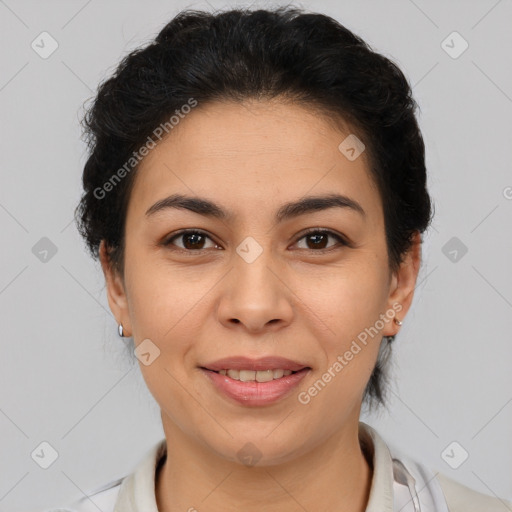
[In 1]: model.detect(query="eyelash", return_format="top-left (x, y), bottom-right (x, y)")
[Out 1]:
top-left (162, 228), bottom-right (349, 255)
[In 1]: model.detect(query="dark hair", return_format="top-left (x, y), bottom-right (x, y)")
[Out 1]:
top-left (75, 6), bottom-right (433, 412)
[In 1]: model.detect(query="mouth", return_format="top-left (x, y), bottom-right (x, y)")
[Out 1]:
top-left (199, 366), bottom-right (311, 406)
top-left (200, 367), bottom-right (310, 382)
top-left (200, 355), bottom-right (310, 374)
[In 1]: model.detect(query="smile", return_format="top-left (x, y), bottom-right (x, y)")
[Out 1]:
top-left (200, 367), bottom-right (311, 406)
top-left (216, 368), bottom-right (294, 382)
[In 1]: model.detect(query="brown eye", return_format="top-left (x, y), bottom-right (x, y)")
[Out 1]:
top-left (295, 229), bottom-right (347, 252)
top-left (164, 230), bottom-right (219, 251)
top-left (162, 228), bottom-right (348, 255)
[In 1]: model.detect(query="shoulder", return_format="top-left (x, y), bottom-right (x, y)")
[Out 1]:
top-left (42, 477), bottom-right (124, 512)
top-left (435, 472), bottom-right (512, 512)
top-left (373, 424), bottom-right (512, 512)
top-left (42, 438), bottom-right (166, 512)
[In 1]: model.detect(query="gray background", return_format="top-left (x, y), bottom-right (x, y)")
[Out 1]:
top-left (1, 0), bottom-right (511, 510)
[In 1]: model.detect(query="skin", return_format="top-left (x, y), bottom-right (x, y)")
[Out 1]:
top-left (99, 98), bottom-right (421, 512)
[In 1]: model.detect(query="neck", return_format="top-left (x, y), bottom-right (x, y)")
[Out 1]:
top-left (156, 418), bottom-right (373, 512)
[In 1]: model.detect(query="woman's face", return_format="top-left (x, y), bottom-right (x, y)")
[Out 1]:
top-left (101, 99), bottom-right (420, 465)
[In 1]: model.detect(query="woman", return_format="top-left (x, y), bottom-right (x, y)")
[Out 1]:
top-left (55, 6), bottom-right (510, 512)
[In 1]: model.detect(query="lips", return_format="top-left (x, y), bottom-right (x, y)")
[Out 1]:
top-left (201, 366), bottom-right (311, 406)
top-left (201, 355), bottom-right (310, 372)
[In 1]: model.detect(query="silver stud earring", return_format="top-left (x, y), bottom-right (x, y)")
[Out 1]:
top-left (118, 323), bottom-right (125, 337)
top-left (394, 318), bottom-right (403, 326)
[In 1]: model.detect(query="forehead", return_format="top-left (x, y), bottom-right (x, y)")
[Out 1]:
top-left (128, 99), bottom-right (381, 223)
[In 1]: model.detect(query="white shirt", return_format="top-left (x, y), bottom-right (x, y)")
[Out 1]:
top-left (48, 422), bottom-right (511, 512)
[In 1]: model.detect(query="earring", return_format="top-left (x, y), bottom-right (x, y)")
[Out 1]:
top-left (394, 318), bottom-right (403, 326)
top-left (118, 323), bottom-right (125, 337)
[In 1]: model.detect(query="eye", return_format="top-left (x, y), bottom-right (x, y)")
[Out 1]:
top-left (162, 228), bottom-right (349, 254)
top-left (293, 229), bottom-right (348, 252)
top-left (163, 230), bottom-right (220, 252)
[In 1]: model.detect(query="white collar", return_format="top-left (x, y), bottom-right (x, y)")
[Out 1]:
top-left (359, 421), bottom-right (395, 511)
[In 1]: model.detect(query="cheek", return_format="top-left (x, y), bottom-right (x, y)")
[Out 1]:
top-left (124, 251), bottom-right (209, 341)
top-left (299, 258), bottom-right (390, 345)
top-left (296, 264), bottom-right (388, 406)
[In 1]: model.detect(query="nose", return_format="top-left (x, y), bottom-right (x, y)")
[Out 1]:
top-left (216, 246), bottom-right (294, 333)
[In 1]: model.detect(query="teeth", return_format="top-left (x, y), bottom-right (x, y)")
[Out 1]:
top-left (219, 369), bottom-right (294, 381)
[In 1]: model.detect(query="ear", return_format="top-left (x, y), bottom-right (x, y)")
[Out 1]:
top-left (382, 231), bottom-right (422, 337)
top-left (99, 240), bottom-right (132, 337)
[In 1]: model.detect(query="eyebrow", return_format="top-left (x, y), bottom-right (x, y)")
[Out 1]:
top-left (145, 193), bottom-right (366, 222)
